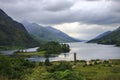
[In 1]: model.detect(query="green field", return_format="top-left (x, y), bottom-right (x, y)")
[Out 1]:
top-left (74, 60), bottom-right (120, 80)
top-left (0, 53), bottom-right (120, 80)
top-left (23, 60), bottom-right (120, 80)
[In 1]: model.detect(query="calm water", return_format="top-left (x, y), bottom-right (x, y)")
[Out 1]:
top-left (1, 50), bottom-right (17, 55)
top-left (28, 42), bottom-right (120, 62)
top-left (0, 47), bottom-right (39, 55)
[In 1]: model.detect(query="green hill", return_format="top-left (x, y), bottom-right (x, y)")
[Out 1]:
top-left (88, 27), bottom-right (120, 46)
top-left (0, 9), bottom-right (39, 49)
top-left (22, 21), bottom-right (81, 43)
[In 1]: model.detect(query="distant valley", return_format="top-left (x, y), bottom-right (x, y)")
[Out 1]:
top-left (22, 21), bottom-right (81, 43)
top-left (0, 8), bottom-right (81, 50)
top-left (0, 8), bottom-right (120, 50)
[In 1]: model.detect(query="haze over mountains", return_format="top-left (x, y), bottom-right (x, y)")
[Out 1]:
top-left (22, 21), bottom-right (81, 43)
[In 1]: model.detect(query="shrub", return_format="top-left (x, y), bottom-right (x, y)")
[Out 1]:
top-left (48, 61), bottom-right (72, 72)
top-left (45, 58), bottom-right (51, 66)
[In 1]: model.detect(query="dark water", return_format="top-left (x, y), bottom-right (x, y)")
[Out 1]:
top-left (28, 42), bottom-right (120, 62)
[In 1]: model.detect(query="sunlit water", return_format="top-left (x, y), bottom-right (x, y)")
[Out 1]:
top-left (28, 42), bottom-right (120, 62)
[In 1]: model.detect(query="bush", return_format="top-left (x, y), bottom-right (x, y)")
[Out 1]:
top-left (0, 55), bottom-right (35, 79)
top-left (0, 55), bottom-right (12, 76)
top-left (111, 67), bottom-right (120, 73)
top-left (48, 61), bottom-right (72, 72)
top-left (45, 58), bottom-right (51, 66)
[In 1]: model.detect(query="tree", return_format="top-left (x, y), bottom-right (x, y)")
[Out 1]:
top-left (45, 58), bottom-right (50, 66)
top-left (37, 41), bottom-right (70, 56)
top-left (61, 44), bottom-right (70, 53)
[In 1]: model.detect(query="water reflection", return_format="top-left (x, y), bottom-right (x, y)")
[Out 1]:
top-left (0, 50), bottom-right (17, 55)
top-left (1, 42), bottom-right (120, 62)
top-left (28, 42), bottom-right (120, 62)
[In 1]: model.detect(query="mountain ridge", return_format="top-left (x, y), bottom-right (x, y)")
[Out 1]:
top-left (0, 9), bottom-right (39, 49)
top-left (87, 27), bottom-right (120, 46)
top-left (46, 26), bottom-right (81, 42)
top-left (91, 31), bottom-right (111, 40)
top-left (22, 21), bottom-right (81, 43)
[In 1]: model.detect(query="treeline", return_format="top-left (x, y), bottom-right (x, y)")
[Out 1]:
top-left (37, 41), bottom-right (70, 55)
top-left (97, 39), bottom-right (120, 46)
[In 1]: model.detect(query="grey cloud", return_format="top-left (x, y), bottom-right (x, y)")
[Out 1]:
top-left (110, 2), bottom-right (120, 12)
top-left (0, 0), bottom-right (119, 26)
top-left (110, 0), bottom-right (120, 1)
top-left (42, 0), bottom-right (74, 11)
top-left (0, 0), bottom-right (19, 3)
top-left (85, 0), bottom-right (100, 1)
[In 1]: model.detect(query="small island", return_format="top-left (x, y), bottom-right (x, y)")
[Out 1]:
top-left (14, 41), bottom-right (70, 57)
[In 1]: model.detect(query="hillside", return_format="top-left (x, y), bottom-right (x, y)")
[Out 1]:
top-left (88, 27), bottom-right (120, 46)
top-left (22, 21), bottom-right (81, 43)
top-left (0, 9), bottom-right (39, 49)
top-left (46, 26), bottom-right (81, 42)
top-left (94, 31), bottom-right (111, 39)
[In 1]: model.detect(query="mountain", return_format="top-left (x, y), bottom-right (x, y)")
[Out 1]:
top-left (0, 9), bottom-right (39, 49)
top-left (92, 31), bottom-right (111, 40)
top-left (46, 26), bottom-right (81, 42)
top-left (88, 27), bottom-right (120, 46)
top-left (22, 21), bottom-right (81, 43)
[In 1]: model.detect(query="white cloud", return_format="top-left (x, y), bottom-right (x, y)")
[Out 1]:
top-left (53, 22), bottom-right (118, 40)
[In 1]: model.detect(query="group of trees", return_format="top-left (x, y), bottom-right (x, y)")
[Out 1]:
top-left (38, 41), bottom-right (70, 66)
top-left (37, 41), bottom-right (70, 56)
top-left (97, 39), bottom-right (120, 46)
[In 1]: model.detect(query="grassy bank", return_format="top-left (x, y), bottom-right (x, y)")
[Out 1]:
top-left (74, 59), bottom-right (120, 80)
top-left (0, 54), bottom-right (120, 80)
top-left (24, 59), bottom-right (120, 80)
top-left (13, 51), bottom-right (46, 58)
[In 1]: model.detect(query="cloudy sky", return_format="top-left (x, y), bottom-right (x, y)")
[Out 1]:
top-left (0, 0), bottom-right (120, 40)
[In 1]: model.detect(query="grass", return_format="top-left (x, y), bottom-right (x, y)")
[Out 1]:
top-left (23, 59), bottom-right (120, 80)
top-left (13, 51), bottom-right (46, 57)
top-left (73, 59), bottom-right (120, 80)
top-left (1, 49), bottom-right (120, 80)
